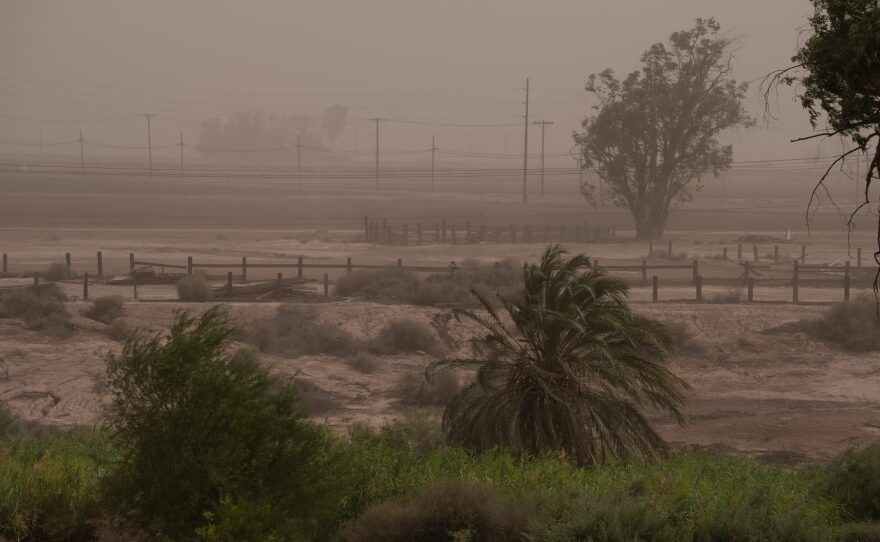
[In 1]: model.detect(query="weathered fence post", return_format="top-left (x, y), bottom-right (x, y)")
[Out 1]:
top-left (744, 261), bottom-right (751, 285)
top-left (83, 273), bottom-right (89, 301)
top-left (297, 256), bottom-right (303, 278)
top-left (747, 278), bottom-right (754, 302)
top-left (844, 260), bottom-right (851, 302)
top-left (753, 245), bottom-right (759, 262)
top-left (722, 247), bottom-right (728, 260)
top-left (227, 271), bottom-right (233, 295)
top-left (129, 252), bottom-right (135, 273)
top-left (792, 261), bottom-right (800, 303)
top-left (692, 260), bottom-right (699, 284)
top-left (323, 274), bottom-right (329, 297)
top-left (96, 251), bottom-right (103, 279)
top-left (696, 275), bottom-right (702, 302)
top-left (667, 241), bottom-right (673, 259)
top-left (276, 272), bottom-right (283, 294)
top-left (346, 257), bottom-right (352, 275)
top-left (857, 248), bottom-right (862, 268)
top-left (652, 276), bottom-right (659, 303)
top-left (65, 252), bottom-right (71, 277)
top-left (801, 244), bottom-right (806, 264)
top-left (33, 272), bottom-right (39, 290)
top-left (132, 273), bottom-right (138, 300)
top-left (241, 256), bottom-right (247, 283)
top-left (397, 258), bottom-right (402, 267)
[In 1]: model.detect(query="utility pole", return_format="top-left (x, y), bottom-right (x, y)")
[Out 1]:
top-left (79, 129), bottom-right (85, 177)
top-left (522, 78), bottom-right (530, 204)
top-left (369, 118), bottom-right (383, 190)
top-left (533, 120), bottom-right (553, 197)
top-left (431, 135), bottom-right (437, 193)
top-left (296, 135), bottom-right (303, 190)
top-left (141, 113), bottom-right (156, 178)
top-left (178, 131), bottom-right (184, 179)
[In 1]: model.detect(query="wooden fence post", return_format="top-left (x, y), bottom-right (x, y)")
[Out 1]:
top-left (83, 273), bottom-right (89, 301)
top-left (774, 245), bottom-right (779, 264)
top-left (187, 256), bottom-right (193, 276)
top-left (242, 256), bottom-right (247, 283)
top-left (747, 278), bottom-right (754, 302)
top-left (276, 272), bottom-right (283, 294)
top-left (737, 244), bottom-right (742, 262)
top-left (844, 260), bottom-right (851, 302)
top-left (744, 261), bottom-right (751, 285)
top-left (323, 274), bottom-right (329, 297)
top-left (857, 248), bottom-right (862, 267)
top-left (792, 261), bottom-right (799, 304)
top-left (297, 256), bottom-right (303, 278)
top-left (652, 276), bottom-right (659, 303)
top-left (692, 260), bottom-right (699, 284)
top-left (227, 271), bottom-right (233, 295)
top-left (722, 247), bottom-right (728, 260)
top-left (346, 257), bottom-right (352, 275)
top-left (2, 253), bottom-right (6, 276)
top-left (97, 251), bottom-right (103, 279)
top-left (397, 258), bottom-right (402, 267)
top-left (129, 253), bottom-right (135, 273)
top-left (753, 245), bottom-right (759, 262)
top-left (695, 275), bottom-right (702, 302)
top-left (132, 272), bottom-right (138, 300)
top-left (33, 272), bottom-right (39, 290)
top-left (801, 244), bottom-right (806, 264)
top-left (65, 252), bottom-right (71, 277)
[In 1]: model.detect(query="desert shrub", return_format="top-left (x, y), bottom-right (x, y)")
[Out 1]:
top-left (813, 297), bottom-right (880, 352)
top-left (398, 369), bottom-right (461, 407)
top-left (346, 351), bottom-right (380, 373)
top-left (0, 429), bottom-right (109, 542)
top-left (107, 317), bottom-right (135, 342)
top-left (662, 319), bottom-right (698, 354)
top-left (294, 378), bottom-right (344, 416)
top-left (816, 443), bottom-right (880, 522)
top-left (44, 262), bottom-right (69, 282)
top-left (85, 295), bottom-right (125, 324)
top-left (838, 522), bottom-right (880, 542)
top-left (244, 305), bottom-right (358, 358)
top-left (371, 319), bottom-right (442, 356)
top-left (0, 288), bottom-right (71, 337)
top-left (176, 272), bottom-right (213, 301)
top-left (342, 480), bottom-right (530, 542)
top-left (710, 287), bottom-right (744, 303)
top-left (102, 307), bottom-right (349, 540)
top-left (335, 268), bottom-right (418, 301)
top-left (0, 402), bottom-right (20, 440)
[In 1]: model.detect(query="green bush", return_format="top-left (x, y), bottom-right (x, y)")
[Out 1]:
top-left (814, 297), bottom-right (880, 352)
top-left (0, 288), bottom-right (72, 337)
top-left (176, 272), bottom-right (213, 301)
top-left (102, 307), bottom-right (349, 540)
top-left (85, 295), bottom-right (125, 324)
top-left (244, 305), bottom-right (358, 358)
top-left (371, 319), bottom-right (443, 356)
top-left (342, 480), bottom-right (530, 542)
top-left (0, 430), bottom-right (109, 542)
top-left (817, 443), bottom-right (880, 522)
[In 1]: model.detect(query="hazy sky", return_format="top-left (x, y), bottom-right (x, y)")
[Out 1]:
top-left (0, 1), bottom-right (821, 163)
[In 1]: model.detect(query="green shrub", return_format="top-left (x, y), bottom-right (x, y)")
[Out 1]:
top-left (814, 297), bottom-right (880, 352)
top-left (0, 430), bottom-right (109, 542)
top-left (244, 305), bottom-right (358, 358)
top-left (102, 307), bottom-right (349, 540)
top-left (0, 288), bottom-right (71, 337)
top-left (176, 272), bottom-right (213, 301)
top-left (44, 262), bottom-right (69, 282)
top-left (817, 443), bottom-right (880, 521)
top-left (85, 295), bottom-right (125, 324)
top-left (342, 480), bottom-right (530, 542)
top-left (838, 522), bottom-right (880, 542)
top-left (371, 319), bottom-right (443, 356)
top-left (397, 369), bottom-right (461, 407)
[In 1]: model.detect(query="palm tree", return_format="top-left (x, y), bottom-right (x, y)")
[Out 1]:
top-left (431, 245), bottom-right (687, 465)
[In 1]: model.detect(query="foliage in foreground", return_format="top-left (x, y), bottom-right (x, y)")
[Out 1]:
top-left (434, 245), bottom-right (687, 465)
top-left (102, 307), bottom-right (348, 541)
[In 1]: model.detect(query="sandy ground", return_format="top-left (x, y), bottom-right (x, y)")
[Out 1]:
top-left (1, 298), bottom-right (878, 463)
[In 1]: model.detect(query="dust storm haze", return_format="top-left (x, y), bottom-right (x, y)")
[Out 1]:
top-left (2, 2), bottom-right (880, 540)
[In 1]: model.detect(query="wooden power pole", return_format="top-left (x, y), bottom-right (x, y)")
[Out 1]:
top-left (369, 118), bottom-right (383, 190)
top-left (79, 129), bottom-right (85, 177)
top-left (179, 131), bottom-right (184, 178)
top-left (533, 120), bottom-right (553, 197)
top-left (431, 135), bottom-right (437, 193)
top-left (296, 135), bottom-right (303, 190)
top-left (522, 78), bottom-right (530, 204)
top-left (141, 113), bottom-right (156, 178)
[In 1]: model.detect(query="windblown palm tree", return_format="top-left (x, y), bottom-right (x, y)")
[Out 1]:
top-left (431, 245), bottom-right (687, 465)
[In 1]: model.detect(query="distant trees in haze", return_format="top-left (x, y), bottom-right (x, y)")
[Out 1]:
top-left (197, 106), bottom-right (348, 156)
top-left (574, 18), bottom-right (751, 240)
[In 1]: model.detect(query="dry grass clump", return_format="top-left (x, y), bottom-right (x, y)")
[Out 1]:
top-left (342, 480), bottom-right (530, 542)
top-left (85, 295), bottom-right (124, 324)
top-left (334, 268), bottom-right (419, 301)
top-left (397, 369), bottom-right (461, 407)
top-left (244, 305), bottom-right (358, 358)
top-left (44, 262), bottom-right (69, 282)
top-left (661, 319), bottom-right (700, 354)
top-left (176, 272), bottom-right (213, 301)
top-left (709, 287), bottom-right (744, 303)
top-left (0, 289), bottom-right (71, 337)
top-left (370, 319), bottom-right (443, 357)
top-left (293, 377), bottom-right (344, 416)
top-left (813, 297), bottom-right (880, 352)
top-left (107, 317), bottom-right (135, 342)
